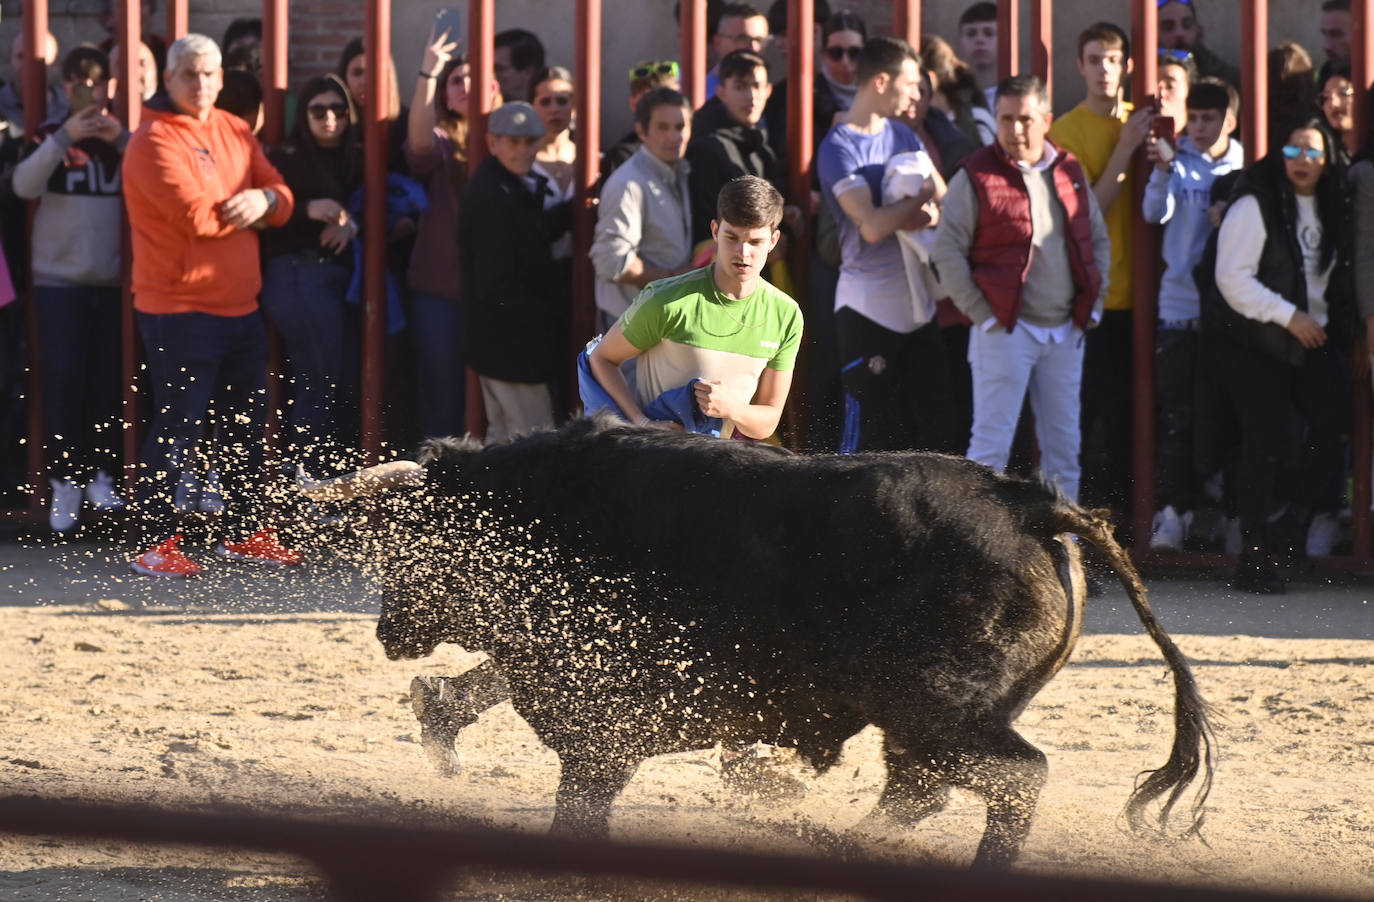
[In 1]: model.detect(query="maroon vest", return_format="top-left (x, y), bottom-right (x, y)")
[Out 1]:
top-left (961, 143), bottom-right (1102, 330)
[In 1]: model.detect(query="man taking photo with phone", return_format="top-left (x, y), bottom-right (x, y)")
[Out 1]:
top-left (13, 46), bottom-right (129, 533)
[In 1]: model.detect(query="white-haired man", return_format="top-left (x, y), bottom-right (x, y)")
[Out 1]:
top-left (122, 33), bottom-right (297, 576)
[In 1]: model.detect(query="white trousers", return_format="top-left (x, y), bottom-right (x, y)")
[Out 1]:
top-left (967, 324), bottom-right (1085, 502)
top-left (479, 377), bottom-right (554, 445)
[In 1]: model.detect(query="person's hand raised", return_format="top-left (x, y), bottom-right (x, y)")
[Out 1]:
top-left (61, 105), bottom-right (107, 143)
top-left (422, 24), bottom-right (460, 78)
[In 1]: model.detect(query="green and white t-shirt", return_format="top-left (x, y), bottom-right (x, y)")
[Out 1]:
top-left (618, 265), bottom-right (803, 433)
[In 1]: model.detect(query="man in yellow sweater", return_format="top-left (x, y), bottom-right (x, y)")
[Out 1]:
top-left (1049, 22), bottom-right (1152, 516)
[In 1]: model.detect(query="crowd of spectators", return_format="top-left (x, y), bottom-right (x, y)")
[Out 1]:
top-left (0, 0), bottom-right (1371, 594)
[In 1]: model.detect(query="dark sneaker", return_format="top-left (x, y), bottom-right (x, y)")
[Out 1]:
top-left (410, 665), bottom-right (511, 777)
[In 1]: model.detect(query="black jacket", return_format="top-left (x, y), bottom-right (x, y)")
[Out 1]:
top-left (1200, 158), bottom-right (1355, 365)
top-left (458, 156), bottom-right (560, 383)
top-left (686, 97), bottom-right (783, 244)
top-left (262, 143), bottom-right (359, 261)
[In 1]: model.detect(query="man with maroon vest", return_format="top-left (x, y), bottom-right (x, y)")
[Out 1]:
top-left (931, 75), bottom-right (1109, 502)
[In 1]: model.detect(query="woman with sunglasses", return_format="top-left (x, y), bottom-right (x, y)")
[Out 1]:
top-left (260, 74), bottom-right (364, 474)
top-left (530, 66), bottom-right (578, 417)
top-left (1208, 115), bottom-right (1356, 593)
top-left (815, 11), bottom-right (866, 139)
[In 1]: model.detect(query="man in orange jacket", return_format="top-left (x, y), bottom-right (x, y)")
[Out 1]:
top-left (123, 33), bottom-right (298, 577)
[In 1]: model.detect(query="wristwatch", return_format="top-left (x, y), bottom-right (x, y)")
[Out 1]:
top-left (261, 187), bottom-right (279, 218)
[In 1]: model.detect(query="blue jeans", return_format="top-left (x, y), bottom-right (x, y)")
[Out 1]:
top-left (136, 310), bottom-right (268, 544)
top-left (408, 291), bottom-right (465, 438)
top-left (260, 253), bottom-right (358, 472)
top-left (34, 285), bottom-right (122, 482)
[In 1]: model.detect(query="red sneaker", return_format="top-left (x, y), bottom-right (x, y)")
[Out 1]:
top-left (131, 534), bottom-right (204, 578)
top-left (215, 527), bottom-right (303, 566)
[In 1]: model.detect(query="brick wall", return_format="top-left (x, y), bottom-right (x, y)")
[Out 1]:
top-left (287, 0), bottom-right (365, 87)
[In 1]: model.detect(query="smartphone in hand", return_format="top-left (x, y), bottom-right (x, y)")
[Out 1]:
top-left (434, 5), bottom-right (467, 45)
top-left (1151, 115), bottom-right (1177, 163)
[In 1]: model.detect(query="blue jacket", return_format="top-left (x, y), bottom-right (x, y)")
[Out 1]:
top-left (576, 345), bottom-right (723, 436)
top-left (1142, 135), bottom-right (1244, 322)
top-left (346, 173), bottom-right (429, 334)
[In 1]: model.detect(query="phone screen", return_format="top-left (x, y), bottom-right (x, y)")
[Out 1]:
top-left (434, 5), bottom-right (467, 46)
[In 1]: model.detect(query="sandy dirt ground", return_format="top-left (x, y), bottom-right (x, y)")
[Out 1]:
top-left (0, 534), bottom-right (1372, 900)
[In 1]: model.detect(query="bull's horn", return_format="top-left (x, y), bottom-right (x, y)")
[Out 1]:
top-left (296, 461), bottom-right (426, 501)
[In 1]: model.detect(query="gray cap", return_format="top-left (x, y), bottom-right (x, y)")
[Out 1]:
top-left (488, 101), bottom-right (546, 138)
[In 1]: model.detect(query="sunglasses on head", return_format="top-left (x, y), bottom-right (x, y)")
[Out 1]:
top-left (824, 45), bottom-right (862, 62)
top-left (630, 60), bottom-right (680, 83)
top-left (1156, 0), bottom-right (1192, 6)
top-left (1282, 144), bottom-right (1325, 161)
top-left (307, 102), bottom-right (349, 120)
top-left (1160, 48), bottom-right (1194, 63)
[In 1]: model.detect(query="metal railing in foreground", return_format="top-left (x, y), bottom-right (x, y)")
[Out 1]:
top-left (0, 795), bottom-right (1345, 902)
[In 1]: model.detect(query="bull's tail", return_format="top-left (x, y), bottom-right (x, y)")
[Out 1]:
top-left (1055, 504), bottom-right (1216, 839)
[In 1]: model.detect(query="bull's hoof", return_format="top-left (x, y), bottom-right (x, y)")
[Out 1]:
top-left (411, 675), bottom-right (483, 777)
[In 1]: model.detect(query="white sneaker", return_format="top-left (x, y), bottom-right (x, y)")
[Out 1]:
top-left (84, 470), bottom-right (125, 511)
top-left (1149, 505), bottom-right (1191, 551)
top-left (1306, 512), bottom-right (1341, 558)
top-left (48, 478), bottom-right (83, 533)
top-left (199, 469), bottom-right (225, 514)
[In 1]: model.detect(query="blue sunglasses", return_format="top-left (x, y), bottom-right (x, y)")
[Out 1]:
top-left (1282, 145), bottom-right (1325, 161)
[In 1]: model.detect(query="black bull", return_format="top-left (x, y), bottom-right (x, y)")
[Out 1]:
top-left (302, 416), bottom-right (1214, 868)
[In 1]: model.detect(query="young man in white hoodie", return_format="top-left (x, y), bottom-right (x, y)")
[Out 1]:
top-left (1141, 78), bottom-right (1241, 551)
top-left (12, 46), bottom-right (128, 532)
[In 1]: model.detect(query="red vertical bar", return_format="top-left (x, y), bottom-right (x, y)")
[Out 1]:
top-left (361, 0), bottom-right (391, 464)
top-left (1031, 0), bottom-right (1051, 98)
top-left (464, 0), bottom-right (494, 438)
top-left (682, 0), bottom-right (707, 109)
top-left (1131, 0), bottom-right (1160, 553)
top-left (261, 0), bottom-right (288, 146)
top-left (21, 0), bottom-right (47, 518)
top-left (118, 0), bottom-right (143, 510)
top-left (468, 0), bottom-right (494, 168)
top-left (261, 0), bottom-right (289, 461)
top-left (997, 0), bottom-right (1019, 80)
top-left (1240, 1), bottom-right (1267, 164)
top-left (166, 0), bottom-right (188, 42)
top-left (893, 0), bottom-right (920, 47)
top-left (1353, 0), bottom-right (1374, 561)
top-left (786, 0), bottom-right (813, 447)
top-left (571, 0), bottom-right (601, 359)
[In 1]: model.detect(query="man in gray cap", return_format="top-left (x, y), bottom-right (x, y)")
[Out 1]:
top-left (458, 100), bottom-right (569, 442)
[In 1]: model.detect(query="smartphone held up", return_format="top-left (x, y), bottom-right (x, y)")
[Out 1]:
top-left (1150, 115), bottom-right (1177, 164)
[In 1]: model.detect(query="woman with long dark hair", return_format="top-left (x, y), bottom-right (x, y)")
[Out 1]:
top-left (404, 27), bottom-right (485, 438)
top-left (1208, 114), bottom-right (1355, 592)
top-left (260, 74), bottom-right (363, 473)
